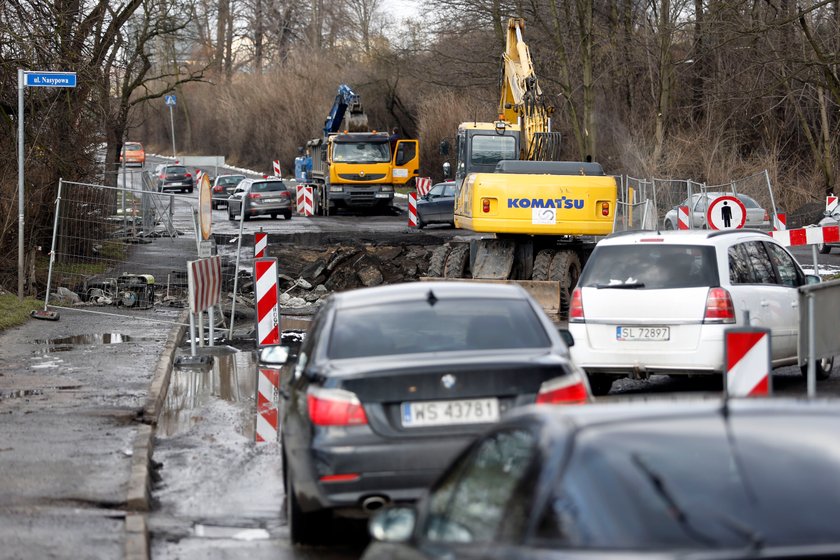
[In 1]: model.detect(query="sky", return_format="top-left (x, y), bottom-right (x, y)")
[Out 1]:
top-left (381, 0), bottom-right (421, 21)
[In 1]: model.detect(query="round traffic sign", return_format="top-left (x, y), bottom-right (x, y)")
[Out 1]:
top-left (706, 195), bottom-right (746, 230)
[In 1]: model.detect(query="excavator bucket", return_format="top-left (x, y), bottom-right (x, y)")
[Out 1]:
top-left (346, 102), bottom-right (369, 132)
top-left (471, 239), bottom-right (515, 279)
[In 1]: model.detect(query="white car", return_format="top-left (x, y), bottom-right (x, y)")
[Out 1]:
top-left (568, 229), bottom-right (832, 395)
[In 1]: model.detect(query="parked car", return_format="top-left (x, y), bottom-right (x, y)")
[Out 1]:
top-left (279, 281), bottom-right (589, 545)
top-left (153, 164), bottom-right (194, 193)
top-left (119, 141), bottom-right (145, 167)
top-left (816, 210), bottom-right (840, 254)
top-left (416, 181), bottom-right (457, 228)
top-left (663, 192), bottom-right (770, 230)
top-left (227, 178), bottom-right (292, 220)
top-left (210, 174), bottom-right (246, 209)
top-left (568, 229), bottom-right (832, 395)
top-left (363, 399), bottom-right (840, 560)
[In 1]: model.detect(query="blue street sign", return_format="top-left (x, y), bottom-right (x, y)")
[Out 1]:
top-left (25, 72), bottom-right (77, 88)
top-left (165, 95), bottom-right (176, 106)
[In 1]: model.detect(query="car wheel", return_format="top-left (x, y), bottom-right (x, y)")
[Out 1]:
top-left (664, 220), bottom-right (676, 230)
top-left (285, 462), bottom-right (330, 546)
top-left (587, 374), bottom-right (614, 396)
top-left (270, 213), bottom-right (278, 219)
top-left (801, 356), bottom-right (834, 380)
top-left (818, 243), bottom-right (831, 254)
top-left (416, 217), bottom-right (426, 229)
top-left (189, 187), bottom-right (194, 194)
top-left (243, 213), bottom-right (251, 221)
top-left (284, 210), bottom-right (292, 220)
top-left (227, 208), bottom-right (235, 221)
top-left (211, 201), bottom-right (217, 210)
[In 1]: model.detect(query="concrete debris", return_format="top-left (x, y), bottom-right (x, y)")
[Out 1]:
top-left (358, 266), bottom-right (384, 287)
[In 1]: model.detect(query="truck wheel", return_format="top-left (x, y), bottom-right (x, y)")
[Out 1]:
top-left (427, 245), bottom-right (449, 278)
top-left (549, 251), bottom-right (582, 314)
top-left (531, 250), bottom-right (555, 281)
top-left (444, 244), bottom-right (469, 278)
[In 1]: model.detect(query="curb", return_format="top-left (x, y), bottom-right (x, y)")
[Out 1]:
top-left (124, 309), bottom-right (189, 559)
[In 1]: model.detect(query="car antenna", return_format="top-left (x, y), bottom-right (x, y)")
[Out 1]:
top-left (426, 289), bottom-right (438, 306)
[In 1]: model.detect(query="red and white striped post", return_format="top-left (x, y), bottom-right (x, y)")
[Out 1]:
top-left (187, 255), bottom-right (222, 356)
top-left (255, 367), bottom-right (280, 443)
top-left (827, 195), bottom-right (838, 214)
top-left (408, 192), bottom-right (418, 227)
top-left (299, 186), bottom-right (314, 216)
top-left (255, 257), bottom-right (281, 347)
top-left (724, 327), bottom-right (772, 397)
top-left (255, 231), bottom-right (267, 258)
top-left (677, 205), bottom-right (690, 230)
top-left (773, 213), bottom-right (786, 231)
top-left (272, 160), bottom-right (281, 177)
top-left (416, 177), bottom-right (432, 197)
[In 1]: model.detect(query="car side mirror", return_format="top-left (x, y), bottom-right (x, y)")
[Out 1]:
top-left (558, 328), bottom-right (575, 347)
top-left (369, 506), bottom-right (416, 543)
top-left (442, 162), bottom-right (451, 178)
top-left (259, 346), bottom-right (290, 365)
top-left (806, 274), bottom-right (821, 285)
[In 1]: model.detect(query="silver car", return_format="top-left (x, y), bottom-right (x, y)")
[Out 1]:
top-left (663, 192), bottom-right (770, 230)
top-left (227, 178), bottom-right (293, 221)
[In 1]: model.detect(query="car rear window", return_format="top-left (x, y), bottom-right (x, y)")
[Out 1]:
top-left (125, 143), bottom-right (142, 150)
top-left (166, 166), bottom-right (187, 174)
top-left (251, 181), bottom-right (286, 193)
top-left (327, 298), bottom-right (551, 359)
top-left (219, 176), bottom-right (245, 186)
top-left (579, 244), bottom-right (719, 289)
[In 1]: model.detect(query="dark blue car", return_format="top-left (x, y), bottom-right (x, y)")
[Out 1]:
top-left (416, 181), bottom-right (457, 229)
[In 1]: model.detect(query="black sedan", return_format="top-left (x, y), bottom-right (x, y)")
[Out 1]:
top-left (416, 181), bottom-right (457, 229)
top-left (364, 399), bottom-right (840, 559)
top-left (279, 281), bottom-right (589, 545)
top-left (211, 174), bottom-right (246, 209)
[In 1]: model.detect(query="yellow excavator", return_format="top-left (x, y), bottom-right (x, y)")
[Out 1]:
top-left (430, 18), bottom-right (618, 318)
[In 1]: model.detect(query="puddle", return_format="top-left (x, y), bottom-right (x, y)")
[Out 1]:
top-left (193, 524), bottom-right (270, 541)
top-left (159, 349), bottom-right (258, 437)
top-left (37, 334), bottom-right (135, 353)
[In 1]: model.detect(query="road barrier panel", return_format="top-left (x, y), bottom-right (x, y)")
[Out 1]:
top-left (416, 177), bottom-right (432, 197)
top-left (798, 278), bottom-right (840, 398)
top-left (187, 255), bottom-right (222, 356)
top-left (255, 231), bottom-right (267, 258)
top-left (770, 225), bottom-right (840, 247)
top-left (255, 367), bottom-right (280, 444)
top-left (408, 192), bottom-right (418, 227)
top-left (773, 212), bottom-right (786, 231)
top-left (255, 257), bottom-right (281, 347)
top-left (678, 205), bottom-right (689, 229)
top-left (273, 160), bottom-right (281, 177)
top-left (724, 326), bottom-right (771, 398)
top-left (827, 195), bottom-right (838, 214)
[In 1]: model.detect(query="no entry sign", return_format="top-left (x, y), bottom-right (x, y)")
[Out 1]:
top-left (706, 195), bottom-right (746, 230)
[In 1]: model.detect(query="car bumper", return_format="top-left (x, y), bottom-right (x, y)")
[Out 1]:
top-left (288, 429), bottom-right (474, 515)
top-left (246, 202), bottom-right (291, 216)
top-left (329, 189), bottom-right (394, 207)
top-left (568, 322), bottom-right (727, 375)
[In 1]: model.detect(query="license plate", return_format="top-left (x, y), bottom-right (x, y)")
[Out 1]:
top-left (401, 398), bottom-right (499, 427)
top-left (616, 326), bottom-right (670, 341)
top-left (374, 193), bottom-right (391, 198)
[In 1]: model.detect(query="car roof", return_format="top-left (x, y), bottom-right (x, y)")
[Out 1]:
top-left (330, 280), bottom-right (531, 310)
top-left (598, 229), bottom-right (774, 247)
top-left (505, 398), bottom-right (840, 434)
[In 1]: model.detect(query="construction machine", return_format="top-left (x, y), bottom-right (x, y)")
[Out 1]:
top-left (297, 84), bottom-right (420, 214)
top-left (431, 18), bottom-right (618, 318)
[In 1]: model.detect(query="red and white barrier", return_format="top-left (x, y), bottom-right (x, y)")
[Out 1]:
top-left (773, 213), bottom-right (786, 231)
top-left (187, 256), bottom-right (222, 313)
top-left (677, 205), bottom-right (690, 230)
top-left (296, 185), bottom-right (314, 216)
top-left (255, 258), bottom-right (281, 347)
top-left (827, 195), bottom-right (838, 214)
top-left (273, 160), bottom-right (281, 177)
top-left (770, 225), bottom-right (840, 247)
top-left (255, 367), bottom-right (280, 443)
top-left (725, 328), bottom-right (771, 397)
top-left (255, 231), bottom-right (267, 258)
top-left (408, 193), bottom-right (418, 226)
top-left (416, 177), bottom-right (432, 197)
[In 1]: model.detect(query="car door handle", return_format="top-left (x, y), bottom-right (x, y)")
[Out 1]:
top-left (760, 300), bottom-right (770, 307)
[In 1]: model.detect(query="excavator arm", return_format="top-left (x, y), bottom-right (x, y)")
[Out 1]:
top-left (323, 84), bottom-right (369, 136)
top-left (499, 18), bottom-right (561, 160)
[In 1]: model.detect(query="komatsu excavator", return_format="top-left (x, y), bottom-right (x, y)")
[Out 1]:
top-left (430, 18), bottom-right (618, 318)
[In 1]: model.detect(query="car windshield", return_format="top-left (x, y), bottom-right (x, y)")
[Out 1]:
top-left (470, 135), bottom-right (517, 166)
top-left (327, 298), bottom-right (551, 359)
top-left (579, 244), bottom-right (718, 289)
top-left (219, 176), bottom-right (245, 186)
top-left (251, 181), bottom-right (285, 193)
top-left (537, 415), bottom-right (840, 550)
top-left (333, 141), bottom-right (390, 163)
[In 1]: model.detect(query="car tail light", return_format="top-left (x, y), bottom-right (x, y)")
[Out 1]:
top-left (249, 193), bottom-right (261, 200)
top-left (569, 288), bottom-right (585, 322)
top-left (213, 185), bottom-right (223, 193)
top-left (536, 374), bottom-right (589, 405)
top-left (185, 172), bottom-right (192, 178)
top-left (482, 198), bottom-right (490, 213)
top-left (280, 191), bottom-right (291, 199)
top-left (159, 174), bottom-right (165, 179)
top-left (601, 201), bottom-right (610, 216)
top-left (703, 287), bottom-right (736, 324)
top-left (764, 210), bottom-right (769, 221)
top-left (320, 473), bottom-right (360, 483)
top-left (307, 387), bottom-right (368, 426)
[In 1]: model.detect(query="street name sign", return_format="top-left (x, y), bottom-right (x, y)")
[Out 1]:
top-left (25, 72), bottom-right (77, 88)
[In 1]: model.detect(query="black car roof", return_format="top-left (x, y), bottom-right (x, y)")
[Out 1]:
top-left (330, 280), bottom-right (530, 309)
